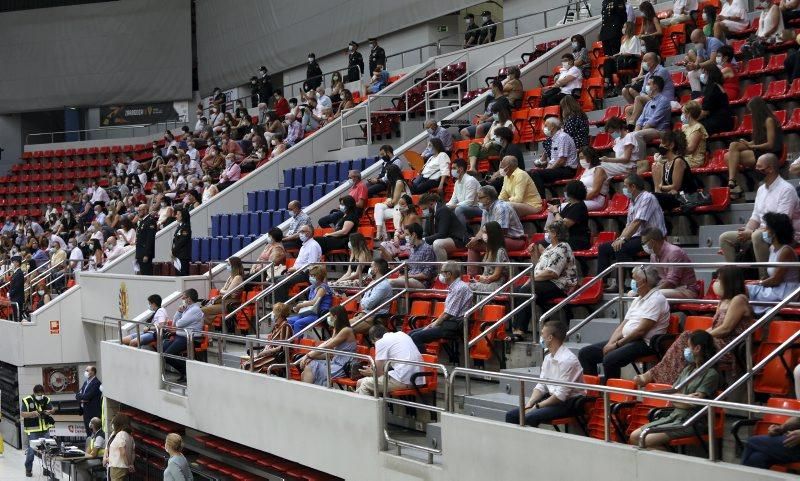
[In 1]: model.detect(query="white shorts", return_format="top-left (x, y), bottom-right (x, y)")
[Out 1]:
top-left (720, 19), bottom-right (748, 32)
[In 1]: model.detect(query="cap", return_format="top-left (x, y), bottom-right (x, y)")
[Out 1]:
top-left (308, 52), bottom-right (316, 58)
top-left (464, 13), bottom-right (474, 19)
top-left (481, 10), bottom-right (491, 16)
top-left (10, 256), bottom-right (21, 264)
top-left (348, 40), bottom-right (358, 47)
top-left (368, 37), bottom-right (377, 42)
top-left (259, 65), bottom-right (267, 71)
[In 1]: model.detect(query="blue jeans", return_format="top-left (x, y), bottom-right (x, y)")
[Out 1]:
top-left (504, 401), bottom-right (575, 427)
top-left (289, 313), bottom-right (321, 333)
top-left (163, 336), bottom-right (189, 376)
top-left (25, 430), bottom-right (48, 472)
top-left (742, 434), bottom-right (800, 468)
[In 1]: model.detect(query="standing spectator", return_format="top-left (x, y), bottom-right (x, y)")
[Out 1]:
top-left (529, 117), bottom-right (578, 196)
top-left (600, 0), bottom-right (628, 56)
top-left (249, 76), bottom-right (260, 107)
top-left (103, 413), bottom-right (135, 481)
top-left (578, 265), bottom-right (670, 379)
top-left (641, 227), bottom-right (699, 299)
top-left (368, 37), bottom-right (386, 73)
top-left (258, 66), bottom-right (273, 106)
top-left (20, 385), bottom-right (57, 477)
top-left (597, 174), bottom-right (667, 291)
top-left (419, 192), bottom-right (469, 262)
top-left (421, 120), bottom-right (454, 160)
top-left (346, 41), bottom-right (364, 82)
top-left (135, 204), bottom-right (157, 276)
top-left (464, 13), bottom-right (480, 48)
top-left (478, 10), bottom-right (497, 44)
top-left (465, 186), bottom-right (527, 274)
top-left (498, 156), bottom-right (543, 217)
top-left (408, 262), bottom-right (473, 350)
top-left (305, 53), bottom-right (322, 91)
top-left (638, 1), bottom-right (663, 53)
top-left (356, 325), bottom-right (422, 396)
top-left (411, 138), bottom-right (450, 195)
top-left (447, 158), bottom-right (481, 228)
top-left (163, 433), bottom-right (193, 481)
top-left (75, 366), bottom-right (102, 433)
top-left (367, 144), bottom-right (401, 196)
top-left (541, 54), bottom-right (583, 107)
top-left (505, 321), bottom-right (584, 426)
top-left (171, 208), bottom-right (191, 276)
top-left (8, 256), bottom-right (24, 321)
top-left (726, 98), bottom-right (784, 198)
top-left (318, 171), bottom-right (367, 227)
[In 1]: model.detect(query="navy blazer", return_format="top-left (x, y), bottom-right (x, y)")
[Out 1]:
top-left (76, 377), bottom-right (102, 417)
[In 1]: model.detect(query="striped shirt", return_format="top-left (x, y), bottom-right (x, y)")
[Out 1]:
top-left (481, 200), bottom-right (524, 239)
top-left (408, 241), bottom-right (437, 284)
top-left (444, 278), bottom-right (473, 318)
top-left (628, 190), bottom-right (667, 237)
top-left (547, 129), bottom-right (578, 169)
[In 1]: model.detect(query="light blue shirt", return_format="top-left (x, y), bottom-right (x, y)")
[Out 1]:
top-left (173, 303), bottom-right (204, 337)
top-left (636, 93), bottom-right (672, 131)
top-left (421, 127), bottom-right (454, 158)
top-left (644, 64), bottom-right (675, 102)
top-left (361, 279), bottom-right (393, 314)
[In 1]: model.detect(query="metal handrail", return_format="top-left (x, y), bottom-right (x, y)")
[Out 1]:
top-left (382, 358), bottom-right (449, 463)
top-left (0, 260), bottom-right (53, 292)
top-left (219, 261), bottom-right (276, 316)
top-left (351, 290), bottom-right (406, 331)
top-left (25, 119), bottom-right (188, 145)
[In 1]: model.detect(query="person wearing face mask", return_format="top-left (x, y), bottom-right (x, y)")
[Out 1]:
top-left (477, 10), bottom-right (497, 44)
top-left (266, 134), bottom-right (288, 163)
top-left (661, 0), bottom-right (698, 26)
top-left (319, 172), bottom-right (367, 227)
top-left (216, 153), bottom-right (241, 191)
top-left (529, 117), bottom-right (578, 197)
top-left (315, 196), bottom-right (359, 255)
top-left (345, 40), bottom-right (365, 80)
top-left (652, 130), bottom-right (701, 211)
top-left (367, 144), bottom-right (401, 196)
top-left (68, 238), bottom-right (85, 275)
top-left (636, 266), bottom-right (751, 388)
top-left (135, 204), bottom-right (157, 275)
top-left (468, 221), bottom-right (510, 294)
top-left (684, 29), bottom-right (725, 97)
top-left (466, 185), bottom-right (526, 275)
top-left (505, 320), bottom-right (584, 426)
top-left (171, 208), bottom-right (192, 276)
top-left (20, 384), bottom-right (57, 476)
top-left (122, 294), bottom-right (167, 347)
top-left (30, 281), bottom-right (52, 310)
top-left (412, 138), bottom-right (452, 195)
top-left (713, 45), bottom-right (738, 101)
top-left (275, 225), bottom-right (321, 302)
top-left (201, 257), bottom-right (246, 331)
top-left (408, 262), bottom-right (474, 351)
top-left (162, 289), bottom-right (204, 381)
top-left (330, 233), bottom-right (372, 289)
top-left (726, 98), bottom-right (784, 198)
top-left (466, 100), bottom-right (513, 173)
top-left (201, 175), bottom-right (219, 203)
top-left (420, 119), bottom-right (454, 160)
top-left (447, 159), bottom-right (482, 228)
top-left (639, 227), bottom-right (698, 301)
top-left (463, 13), bottom-right (480, 48)
top-left (597, 174), bottom-right (666, 291)
top-left (350, 259), bottom-right (394, 334)
top-left (746, 212), bottom-right (800, 315)
top-left (305, 52), bottom-right (323, 91)
top-left (623, 52), bottom-right (674, 126)
top-left (715, 0), bottom-right (749, 39)
top-left (541, 54), bottom-right (583, 107)
top-left (283, 112), bottom-right (303, 147)
top-left (633, 75), bottom-right (672, 143)
top-left (85, 417), bottom-right (106, 459)
top-left (374, 164), bottom-right (412, 241)
top-left (252, 227), bottom-right (287, 276)
top-left (680, 101), bottom-right (708, 169)
top-left (579, 265), bottom-right (670, 380)
top-left (577, 147), bottom-right (610, 211)
top-left (104, 235), bottom-right (126, 263)
top-left (388, 222), bottom-right (438, 289)
top-left (419, 192), bottom-right (468, 262)
top-left (75, 365), bottom-right (102, 433)
top-left (368, 37), bottom-right (386, 73)
top-left (379, 194), bottom-right (421, 260)
top-left (498, 156), bottom-right (543, 217)
top-left (282, 201), bottom-right (313, 250)
top-left (288, 265), bottom-right (334, 333)
top-left (211, 86), bottom-right (226, 113)
top-left (298, 305), bottom-right (356, 384)
top-left (8, 255), bottom-right (24, 321)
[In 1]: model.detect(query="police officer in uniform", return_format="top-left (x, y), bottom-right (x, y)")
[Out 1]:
top-left (478, 10), bottom-right (497, 44)
top-left (20, 384), bottom-right (56, 477)
top-left (346, 40), bottom-right (364, 82)
top-left (464, 13), bottom-right (480, 48)
top-left (305, 53), bottom-right (323, 92)
top-left (368, 37), bottom-right (386, 74)
top-left (8, 255), bottom-right (24, 321)
top-left (249, 76), bottom-right (260, 107)
top-left (135, 204), bottom-right (157, 276)
top-left (171, 207), bottom-right (192, 276)
top-left (258, 65), bottom-right (273, 106)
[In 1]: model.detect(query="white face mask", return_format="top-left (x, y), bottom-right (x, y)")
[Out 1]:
top-left (716, 56), bottom-right (724, 66)
top-left (712, 280), bottom-right (723, 297)
top-left (84, 371), bottom-right (90, 379)
top-left (580, 159), bottom-right (591, 169)
top-left (561, 62), bottom-right (570, 70)
top-left (38, 290), bottom-right (44, 296)
top-left (299, 233), bottom-right (309, 243)
top-left (368, 267), bottom-right (374, 277)
top-left (266, 234), bottom-right (273, 244)
top-left (543, 127), bottom-right (552, 137)
top-left (438, 273), bottom-right (447, 284)
top-left (643, 243), bottom-right (654, 255)
top-left (35, 394), bottom-right (43, 401)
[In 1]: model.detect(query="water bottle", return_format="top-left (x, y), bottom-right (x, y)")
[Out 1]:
top-left (597, 363), bottom-right (605, 384)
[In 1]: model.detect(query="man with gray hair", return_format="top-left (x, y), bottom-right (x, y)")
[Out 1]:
top-left (497, 155), bottom-right (543, 217)
top-left (284, 112), bottom-right (303, 147)
top-left (408, 261), bottom-right (474, 350)
top-left (529, 117), bottom-right (578, 197)
top-left (420, 120), bottom-right (453, 160)
top-left (578, 264), bottom-right (670, 379)
top-left (466, 185), bottom-right (526, 274)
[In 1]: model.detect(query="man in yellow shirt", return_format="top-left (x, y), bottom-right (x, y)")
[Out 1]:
top-left (498, 156), bottom-right (543, 217)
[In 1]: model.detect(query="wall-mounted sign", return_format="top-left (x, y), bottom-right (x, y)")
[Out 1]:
top-left (49, 320), bottom-right (60, 335)
top-left (101, 102), bottom-right (180, 126)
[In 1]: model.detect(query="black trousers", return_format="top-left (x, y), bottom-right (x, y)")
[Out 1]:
top-left (785, 49), bottom-right (800, 83)
top-left (505, 396), bottom-right (577, 427)
top-left (410, 176), bottom-right (440, 195)
top-left (602, 35), bottom-right (621, 56)
top-left (529, 167), bottom-right (576, 198)
top-left (177, 257), bottom-right (190, 276)
top-left (318, 210), bottom-right (343, 228)
top-left (511, 281), bottom-right (565, 332)
top-left (139, 258), bottom-right (153, 276)
top-left (578, 339), bottom-right (654, 380)
top-left (368, 181), bottom-right (388, 196)
top-left (596, 236), bottom-right (643, 275)
top-left (408, 318), bottom-right (462, 350)
top-left (540, 89), bottom-right (568, 107)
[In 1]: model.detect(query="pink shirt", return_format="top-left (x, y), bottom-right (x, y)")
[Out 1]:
top-left (222, 163), bottom-right (241, 182)
top-left (651, 241), bottom-right (697, 294)
top-left (349, 181), bottom-right (368, 207)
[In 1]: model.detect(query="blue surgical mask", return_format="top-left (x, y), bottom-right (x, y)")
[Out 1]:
top-left (309, 276), bottom-right (318, 285)
top-left (611, 131), bottom-right (621, 140)
top-left (622, 186), bottom-right (632, 198)
top-left (339, 204), bottom-right (346, 212)
top-left (762, 231), bottom-right (773, 245)
top-left (680, 113), bottom-right (688, 124)
top-left (540, 338), bottom-right (548, 351)
top-left (492, 113), bottom-right (500, 122)
top-left (683, 347), bottom-right (694, 363)
top-left (699, 73), bottom-right (707, 85)
top-left (642, 63), bottom-right (650, 72)
top-left (630, 279), bottom-right (638, 293)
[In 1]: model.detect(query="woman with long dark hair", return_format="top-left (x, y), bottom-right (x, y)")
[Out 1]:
top-left (470, 221), bottom-right (510, 293)
top-left (652, 130), bottom-right (699, 211)
top-left (698, 64), bottom-right (734, 136)
top-left (726, 97), bottom-right (783, 198)
top-left (374, 164), bottom-right (411, 241)
top-left (748, 212), bottom-right (800, 315)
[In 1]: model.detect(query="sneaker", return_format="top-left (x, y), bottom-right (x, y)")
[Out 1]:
top-left (26, 472), bottom-right (32, 478)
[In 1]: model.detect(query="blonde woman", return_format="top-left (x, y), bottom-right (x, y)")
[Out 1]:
top-left (201, 256), bottom-right (245, 329)
top-left (103, 413), bottom-right (135, 480)
top-left (163, 433), bottom-right (193, 481)
top-left (330, 233), bottom-right (372, 289)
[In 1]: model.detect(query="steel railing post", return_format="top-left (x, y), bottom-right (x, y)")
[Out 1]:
top-left (518, 381), bottom-right (526, 426)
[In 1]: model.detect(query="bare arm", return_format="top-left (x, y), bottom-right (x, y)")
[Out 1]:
top-left (586, 168), bottom-right (607, 199)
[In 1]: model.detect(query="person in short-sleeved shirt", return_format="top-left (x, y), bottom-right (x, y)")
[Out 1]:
top-left (356, 327), bottom-right (423, 396)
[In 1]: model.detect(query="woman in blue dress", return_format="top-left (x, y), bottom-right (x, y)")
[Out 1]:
top-left (287, 265), bottom-right (333, 333)
top-left (747, 212), bottom-right (800, 316)
top-left (299, 305), bottom-right (357, 386)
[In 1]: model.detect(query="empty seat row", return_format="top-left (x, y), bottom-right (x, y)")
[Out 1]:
top-left (23, 144), bottom-right (151, 159)
top-left (12, 158), bottom-right (112, 172)
top-left (211, 210), bottom-right (290, 238)
top-left (192, 235), bottom-right (261, 262)
top-left (248, 182), bottom-right (341, 213)
top-left (282, 157), bottom-right (379, 189)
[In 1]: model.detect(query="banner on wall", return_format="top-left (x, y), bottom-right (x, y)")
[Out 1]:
top-left (100, 102), bottom-right (180, 126)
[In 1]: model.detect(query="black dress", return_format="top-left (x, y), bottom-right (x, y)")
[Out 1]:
top-left (560, 201), bottom-right (591, 251)
top-left (700, 85), bottom-right (734, 135)
top-left (654, 156), bottom-right (698, 211)
top-left (315, 211), bottom-right (358, 253)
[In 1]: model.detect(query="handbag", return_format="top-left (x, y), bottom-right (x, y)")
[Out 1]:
top-left (677, 191), bottom-right (712, 212)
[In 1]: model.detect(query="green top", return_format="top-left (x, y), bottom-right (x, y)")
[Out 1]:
top-left (702, 22), bottom-right (714, 37)
top-left (671, 365), bottom-right (719, 421)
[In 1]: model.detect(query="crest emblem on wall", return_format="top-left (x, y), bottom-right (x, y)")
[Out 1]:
top-left (119, 282), bottom-right (128, 319)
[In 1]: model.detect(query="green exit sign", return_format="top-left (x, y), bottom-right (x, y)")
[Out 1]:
top-left (437, 25), bottom-right (448, 32)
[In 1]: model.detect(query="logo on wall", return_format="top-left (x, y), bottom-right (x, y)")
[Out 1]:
top-left (42, 366), bottom-right (78, 394)
top-left (100, 102), bottom-right (180, 126)
top-left (119, 282), bottom-right (128, 319)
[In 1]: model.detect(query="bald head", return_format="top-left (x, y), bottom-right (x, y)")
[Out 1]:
top-left (690, 28), bottom-right (705, 44)
top-left (545, 117), bottom-right (562, 130)
top-left (499, 155), bottom-right (518, 172)
top-left (137, 204), bottom-right (147, 216)
top-left (288, 200), bottom-right (301, 211)
top-left (756, 153), bottom-right (780, 178)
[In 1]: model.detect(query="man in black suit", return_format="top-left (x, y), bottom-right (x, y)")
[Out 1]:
top-left (8, 255), bottom-right (24, 321)
top-left (305, 53), bottom-right (323, 92)
top-left (419, 192), bottom-right (468, 262)
top-left (75, 365), bottom-right (102, 433)
top-left (135, 204), bottom-right (157, 276)
top-left (368, 37), bottom-right (386, 74)
top-left (346, 41), bottom-right (364, 82)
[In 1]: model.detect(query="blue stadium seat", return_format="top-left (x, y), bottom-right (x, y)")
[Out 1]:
top-left (278, 189), bottom-right (288, 209)
top-left (248, 212), bottom-right (259, 236)
top-left (199, 237), bottom-right (210, 262)
top-left (255, 190), bottom-right (266, 212)
top-left (365, 156), bottom-right (378, 168)
top-left (325, 163), bottom-right (338, 183)
top-left (260, 212), bottom-right (271, 233)
top-left (293, 167), bottom-right (303, 187)
top-left (219, 214), bottom-right (230, 237)
top-left (300, 186), bottom-right (312, 206)
top-left (337, 160), bottom-right (350, 181)
top-left (232, 236), bottom-right (243, 254)
top-left (247, 192), bottom-right (256, 213)
top-left (210, 237), bottom-right (220, 260)
top-left (266, 189), bottom-right (278, 211)
top-left (312, 184), bottom-right (324, 202)
top-left (303, 165), bottom-right (316, 185)
top-left (191, 238), bottom-right (201, 262)
top-left (219, 237), bottom-right (232, 260)
top-left (271, 210), bottom-right (283, 227)
top-left (353, 157), bottom-right (366, 171)
top-left (314, 165), bottom-right (326, 185)
top-left (239, 213), bottom-right (249, 236)
top-left (283, 169), bottom-right (292, 187)
top-left (211, 215), bottom-right (221, 237)
top-left (288, 187), bottom-right (300, 203)
top-left (229, 215), bottom-right (240, 237)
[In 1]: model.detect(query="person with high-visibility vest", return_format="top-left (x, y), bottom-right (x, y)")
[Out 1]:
top-left (85, 417), bottom-right (106, 458)
top-left (20, 384), bottom-right (57, 477)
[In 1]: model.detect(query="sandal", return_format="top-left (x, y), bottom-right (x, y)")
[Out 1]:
top-left (728, 181), bottom-right (742, 199)
top-left (504, 333), bottom-right (525, 343)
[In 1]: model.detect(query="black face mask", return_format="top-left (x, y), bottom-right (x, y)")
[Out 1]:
top-left (381, 155), bottom-right (391, 162)
top-left (656, 146), bottom-right (669, 156)
top-left (752, 169), bottom-right (767, 181)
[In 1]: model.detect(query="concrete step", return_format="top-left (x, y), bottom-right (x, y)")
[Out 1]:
top-left (462, 403), bottom-right (510, 422)
top-left (499, 366), bottom-right (541, 397)
top-left (425, 422), bottom-right (442, 450)
top-left (503, 341), bottom-right (544, 370)
top-left (568, 317), bottom-right (618, 345)
top-left (563, 341), bottom-right (591, 359)
top-left (698, 223), bottom-right (742, 249)
top-left (462, 391), bottom-right (520, 416)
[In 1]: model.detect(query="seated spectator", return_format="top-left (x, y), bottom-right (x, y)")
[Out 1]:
top-left (460, 80), bottom-right (504, 140)
top-left (465, 186), bottom-right (527, 275)
top-left (240, 146), bottom-right (266, 173)
top-left (469, 221), bottom-right (510, 293)
top-left (274, 225), bottom-right (321, 300)
top-left (577, 147), bottom-right (609, 211)
top-left (501, 66), bottom-right (524, 108)
top-left (378, 194), bottom-right (421, 261)
top-left (319, 171), bottom-right (367, 227)
top-left (661, 0), bottom-right (698, 25)
top-left (498, 156), bottom-right (543, 217)
top-left (163, 288), bottom-right (205, 382)
top-left (387, 223), bottom-right (437, 289)
top-left (367, 144), bottom-right (401, 196)
top-left (201, 257), bottom-right (245, 330)
top-left (104, 235), bottom-right (126, 263)
top-left (726, 98), bottom-right (784, 198)
top-left (714, 0), bottom-right (750, 39)
top-left (742, 405), bottom-right (800, 468)
top-left (508, 221), bottom-right (578, 341)
top-left (447, 159), bottom-right (481, 228)
top-left (748, 212), bottom-right (800, 314)
top-left (598, 174), bottom-right (667, 291)
top-left (466, 100), bottom-right (513, 173)
top-left (329, 233), bottom-right (371, 289)
top-left (273, 89), bottom-right (289, 118)
top-left (715, 45), bottom-right (739, 101)
top-left (603, 22), bottom-right (643, 95)
top-left (283, 113), bottom-right (303, 147)
top-left (201, 145), bottom-right (224, 178)
top-left (578, 265), bottom-right (670, 379)
top-left (262, 111), bottom-right (285, 143)
top-left (217, 154), bottom-right (241, 191)
top-left (350, 259), bottom-right (394, 333)
top-left (636, 265), bottom-right (752, 386)
top-left (529, 118), bottom-right (578, 196)
top-left (652, 130), bottom-right (700, 211)
top-left (367, 66), bottom-right (389, 94)
top-left (156, 197), bottom-right (174, 229)
top-left (333, 89), bottom-right (355, 119)
top-left (697, 65), bottom-right (735, 137)
top-left (315, 196), bottom-right (358, 255)
top-left (505, 320), bottom-right (584, 426)
top-left (635, 76), bottom-right (671, 142)
top-left (300, 97), bottom-right (324, 132)
top-left (243, 302), bottom-right (293, 373)
top-left (641, 227), bottom-right (699, 299)
top-left (299, 305), bottom-right (356, 385)
top-left (421, 120), bottom-right (454, 160)
top-left (288, 265), bottom-right (333, 333)
top-left (638, 1), bottom-right (663, 53)
top-left (601, 117), bottom-right (644, 176)
top-left (486, 126), bottom-right (526, 193)
top-left (570, 34), bottom-right (591, 79)
top-left (785, 33), bottom-right (800, 83)
top-left (266, 134), bottom-right (287, 163)
top-left (680, 100), bottom-right (708, 168)
top-left (356, 325), bottom-right (422, 396)
top-left (329, 72), bottom-right (344, 103)
top-left (702, 5), bottom-right (717, 35)
top-left (410, 138), bottom-right (450, 195)
top-left (623, 53), bottom-right (675, 125)
top-left (251, 227), bottom-right (287, 276)
top-left (374, 164), bottom-right (411, 241)
top-left (541, 53), bottom-right (583, 107)
top-left (201, 176), bottom-right (219, 203)
top-left (122, 294), bottom-right (167, 347)
top-left (417, 191), bottom-right (467, 262)
top-left (408, 261), bottom-right (473, 350)
top-left (282, 200), bottom-right (313, 249)
top-left (629, 330), bottom-right (720, 448)
top-left (684, 29), bottom-right (725, 97)
top-left (545, 180), bottom-right (591, 251)
top-left (288, 97), bottom-right (301, 119)
top-left (219, 131), bottom-right (243, 162)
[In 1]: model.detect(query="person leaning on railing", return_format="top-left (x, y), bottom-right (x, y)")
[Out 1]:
top-left (629, 330), bottom-right (720, 449)
top-left (299, 305), bottom-right (357, 385)
top-left (356, 324), bottom-right (422, 396)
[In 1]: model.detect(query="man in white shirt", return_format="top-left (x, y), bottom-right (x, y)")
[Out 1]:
top-left (186, 141), bottom-right (199, 162)
top-left (315, 86), bottom-right (333, 112)
top-left (68, 239), bottom-right (84, 272)
top-left (720, 154), bottom-right (800, 264)
top-left (505, 320), bottom-right (585, 426)
top-left (356, 325), bottom-right (423, 396)
top-left (541, 53), bottom-right (583, 106)
top-left (448, 158), bottom-right (481, 227)
top-left (125, 157), bottom-right (141, 177)
top-left (578, 265), bottom-right (670, 379)
top-left (90, 181), bottom-right (110, 205)
top-left (104, 236), bottom-right (126, 263)
top-left (275, 225), bottom-right (321, 301)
